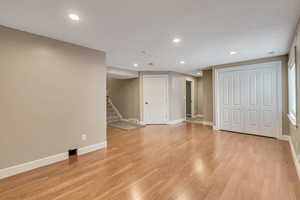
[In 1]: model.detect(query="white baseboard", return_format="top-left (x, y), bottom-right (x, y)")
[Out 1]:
top-left (202, 121), bottom-right (213, 126)
top-left (121, 118), bottom-right (140, 125)
top-left (0, 152), bottom-right (68, 180)
top-left (278, 134), bottom-right (290, 141)
top-left (286, 136), bottom-right (300, 180)
top-left (139, 121), bottom-right (146, 125)
top-left (0, 141), bottom-right (107, 180)
top-left (195, 114), bottom-right (204, 118)
top-left (78, 142), bottom-right (107, 155)
top-left (168, 119), bottom-right (185, 125)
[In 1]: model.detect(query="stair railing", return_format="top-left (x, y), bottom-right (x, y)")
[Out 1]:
top-left (107, 96), bottom-right (123, 120)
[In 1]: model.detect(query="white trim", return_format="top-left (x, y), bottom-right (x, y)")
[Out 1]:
top-left (212, 69), bottom-right (216, 130)
top-left (288, 64), bottom-right (297, 124)
top-left (78, 142), bottom-right (107, 155)
top-left (0, 142), bottom-right (107, 180)
top-left (185, 119), bottom-right (203, 124)
top-left (287, 113), bottom-right (297, 126)
top-left (195, 114), bottom-right (204, 118)
top-left (277, 61), bottom-right (283, 139)
top-left (0, 152), bottom-right (68, 180)
top-left (202, 121), bottom-right (213, 126)
top-left (107, 67), bottom-right (139, 79)
top-left (167, 119), bottom-right (185, 125)
top-left (214, 67), bottom-right (220, 130)
top-left (287, 136), bottom-right (300, 180)
top-left (278, 134), bottom-right (290, 141)
top-left (142, 74), bottom-right (169, 78)
top-left (214, 61), bottom-right (283, 139)
top-left (122, 118), bottom-right (140, 124)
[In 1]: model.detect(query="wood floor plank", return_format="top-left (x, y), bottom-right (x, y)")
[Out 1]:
top-left (0, 123), bottom-right (299, 200)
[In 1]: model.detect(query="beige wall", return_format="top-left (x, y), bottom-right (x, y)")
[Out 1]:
top-left (289, 17), bottom-right (300, 156)
top-left (107, 78), bottom-right (140, 119)
top-left (212, 55), bottom-right (289, 134)
top-left (201, 70), bottom-right (213, 122)
top-left (0, 26), bottom-right (107, 169)
top-left (169, 72), bottom-right (186, 121)
top-left (197, 77), bottom-right (204, 116)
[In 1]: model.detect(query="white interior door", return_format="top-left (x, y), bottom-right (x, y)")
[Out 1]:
top-left (260, 67), bottom-right (278, 137)
top-left (219, 71), bottom-right (244, 133)
top-left (143, 75), bottom-right (168, 124)
top-left (243, 69), bottom-right (261, 134)
top-left (217, 62), bottom-right (281, 138)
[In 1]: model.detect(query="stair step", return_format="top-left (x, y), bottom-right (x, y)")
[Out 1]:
top-left (106, 98), bottom-right (122, 123)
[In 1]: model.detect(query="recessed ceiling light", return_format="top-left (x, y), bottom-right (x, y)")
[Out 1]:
top-left (133, 63), bottom-right (139, 67)
top-left (230, 51), bottom-right (237, 55)
top-left (69, 14), bottom-right (80, 21)
top-left (180, 61), bottom-right (185, 64)
top-left (173, 38), bottom-right (181, 43)
top-left (197, 71), bottom-right (203, 76)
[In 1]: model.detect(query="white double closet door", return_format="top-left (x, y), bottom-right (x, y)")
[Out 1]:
top-left (217, 62), bottom-right (282, 138)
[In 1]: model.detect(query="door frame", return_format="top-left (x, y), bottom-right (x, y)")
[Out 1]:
top-left (185, 77), bottom-right (195, 118)
top-left (214, 61), bottom-right (283, 139)
top-left (141, 74), bottom-right (169, 124)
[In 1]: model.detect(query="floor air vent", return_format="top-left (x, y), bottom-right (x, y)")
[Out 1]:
top-left (68, 149), bottom-right (78, 157)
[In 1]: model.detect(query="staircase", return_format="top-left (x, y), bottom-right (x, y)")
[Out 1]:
top-left (107, 96), bottom-right (122, 123)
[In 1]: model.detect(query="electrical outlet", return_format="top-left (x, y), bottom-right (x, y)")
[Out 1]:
top-left (81, 134), bottom-right (87, 141)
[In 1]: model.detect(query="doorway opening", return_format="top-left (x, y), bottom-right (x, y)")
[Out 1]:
top-left (186, 80), bottom-right (192, 118)
top-left (106, 71), bottom-right (143, 131)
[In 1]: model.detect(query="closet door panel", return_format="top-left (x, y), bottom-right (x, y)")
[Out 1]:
top-left (260, 68), bottom-right (277, 137)
top-left (220, 72), bottom-right (233, 131)
top-left (231, 71), bottom-right (243, 132)
top-left (219, 71), bottom-right (243, 132)
top-left (244, 70), bottom-right (261, 134)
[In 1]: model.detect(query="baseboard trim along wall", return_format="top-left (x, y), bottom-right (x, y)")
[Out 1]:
top-left (0, 152), bottom-right (69, 180)
top-left (78, 142), bottom-right (107, 155)
top-left (121, 118), bottom-right (140, 124)
top-left (0, 141), bottom-right (107, 180)
top-left (286, 136), bottom-right (300, 180)
top-left (202, 121), bottom-right (213, 126)
top-left (167, 119), bottom-right (185, 125)
top-left (278, 135), bottom-right (290, 141)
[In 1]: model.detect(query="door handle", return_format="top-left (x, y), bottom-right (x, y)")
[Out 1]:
top-left (145, 102), bottom-right (149, 104)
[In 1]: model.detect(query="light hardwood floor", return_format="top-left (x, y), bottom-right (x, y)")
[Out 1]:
top-left (0, 123), bottom-right (299, 200)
